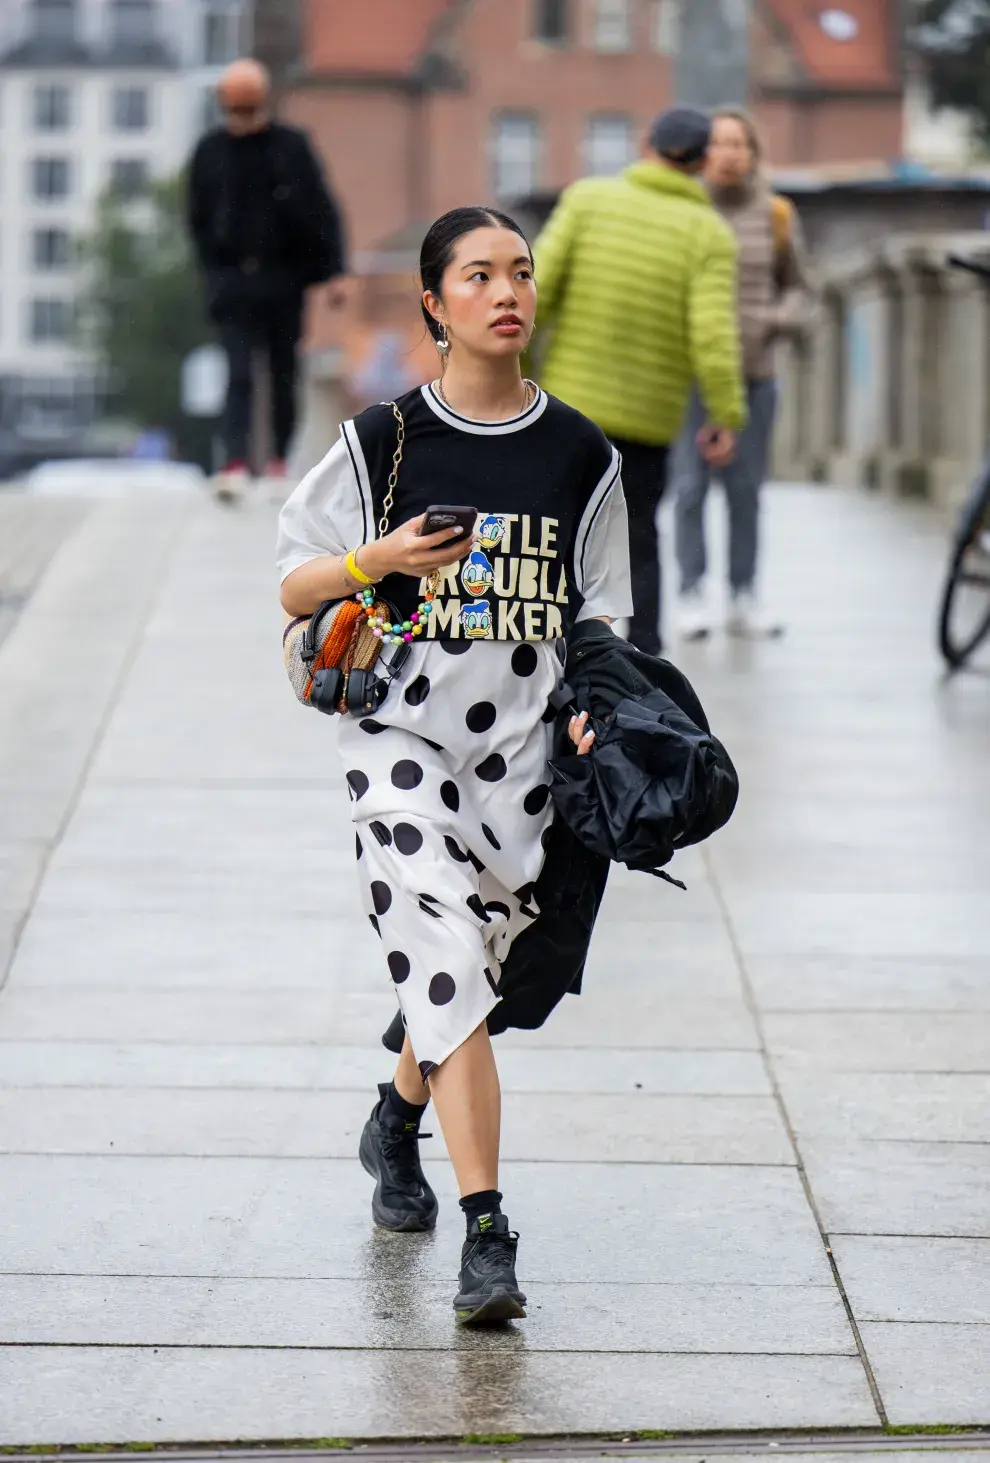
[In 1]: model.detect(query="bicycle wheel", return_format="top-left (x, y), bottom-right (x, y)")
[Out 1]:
top-left (938, 471), bottom-right (990, 668)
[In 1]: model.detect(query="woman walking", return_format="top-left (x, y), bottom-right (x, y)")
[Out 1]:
top-left (277, 207), bottom-right (631, 1323)
top-left (673, 109), bottom-right (814, 641)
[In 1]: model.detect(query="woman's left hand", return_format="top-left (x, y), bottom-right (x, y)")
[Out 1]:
top-left (569, 710), bottom-right (595, 756)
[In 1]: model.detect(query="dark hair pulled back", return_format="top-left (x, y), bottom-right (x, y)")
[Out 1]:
top-left (419, 206), bottom-right (532, 341)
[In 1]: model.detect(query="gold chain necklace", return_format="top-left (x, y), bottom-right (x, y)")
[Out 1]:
top-left (435, 376), bottom-right (536, 417)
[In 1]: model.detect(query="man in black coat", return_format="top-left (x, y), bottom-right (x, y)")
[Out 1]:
top-left (187, 59), bottom-right (347, 501)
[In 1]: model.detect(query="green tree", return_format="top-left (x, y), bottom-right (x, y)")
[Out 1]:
top-left (78, 174), bottom-right (216, 466)
top-left (915, 0), bottom-right (990, 142)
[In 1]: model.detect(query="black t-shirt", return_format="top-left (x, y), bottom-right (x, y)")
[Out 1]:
top-left (278, 383), bottom-right (633, 641)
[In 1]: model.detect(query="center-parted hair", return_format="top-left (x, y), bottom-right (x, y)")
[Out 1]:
top-left (419, 206), bottom-right (533, 341)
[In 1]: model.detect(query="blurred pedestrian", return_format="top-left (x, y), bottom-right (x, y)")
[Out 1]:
top-left (533, 107), bottom-right (745, 655)
top-left (673, 109), bottom-right (814, 640)
top-left (188, 59), bottom-right (347, 503)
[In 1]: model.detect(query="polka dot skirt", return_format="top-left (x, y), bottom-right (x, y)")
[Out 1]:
top-left (337, 638), bottom-right (559, 1074)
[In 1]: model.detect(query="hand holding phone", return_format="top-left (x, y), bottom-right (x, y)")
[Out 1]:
top-left (360, 507), bottom-right (477, 580)
top-left (419, 505), bottom-right (478, 542)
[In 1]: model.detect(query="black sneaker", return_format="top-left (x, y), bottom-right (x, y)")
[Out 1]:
top-left (359, 1083), bottom-right (438, 1232)
top-left (454, 1214), bottom-right (527, 1324)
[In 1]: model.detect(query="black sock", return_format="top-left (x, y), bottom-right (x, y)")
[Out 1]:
top-left (379, 1081), bottom-right (428, 1132)
top-left (459, 1189), bottom-right (503, 1233)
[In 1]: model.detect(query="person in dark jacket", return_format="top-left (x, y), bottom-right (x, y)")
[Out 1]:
top-left (187, 58), bottom-right (347, 502)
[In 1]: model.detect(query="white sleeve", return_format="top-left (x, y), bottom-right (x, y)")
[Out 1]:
top-left (276, 431), bottom-right (368, 584)
top-left (574, 453), bottom-right (633, 623)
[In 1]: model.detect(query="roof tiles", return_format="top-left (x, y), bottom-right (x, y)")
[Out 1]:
top-left (303, 0), bottom-right (452, 75)
top-left (762, 0), bottom-right (898, 90)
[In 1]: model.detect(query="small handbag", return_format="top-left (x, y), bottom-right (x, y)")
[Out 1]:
top-left (282, 401), bottom-right (430, 717)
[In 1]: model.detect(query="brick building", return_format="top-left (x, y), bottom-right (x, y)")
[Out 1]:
top-left (284, 0), bottom-right (904, 263)
top-left (280, 0), bottom-right (903, 386)
top-left (754, 1), bottom-right (903, 168)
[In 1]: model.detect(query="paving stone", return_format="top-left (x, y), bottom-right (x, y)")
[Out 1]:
top-left (801, 1140), bottom-right (990, 1237)
top-left (0, 1346), bottom-right (879, 1443)
top-left (0, 1157), bottom-right (829, 1285)
top-left (9, 908), bottom-right (742, 995)
top-left (763, 1013), bottom-right (990, 1072)
top-left (0, 1041), bottom-right (771, 1095)
top-left (33, 850), bottom-right (360, 916)
top-left (0, 841), bottom-right (46, 913)
top-left (7, 909), bottom-right (356, 989)
top-left (859, 1322), bottom-right (990, 1425)
top-left (0, 985), bottom-right (397, 1044)
top-left (745, 953), bottom-right (990, 1012)
top-left (49, 784), bottom-right (352, 861)
top-left (0, 1272), bottom-right (853, 1353)
top-left (0, 1088), bottom-right (792, 1164)
top-left (726, 892), bottom-right (990, 960)
top-left (595, 873), bottom-right (727, 927)
top-left (1, 984), bottom-right (756, 1051)
top-left (777, 1073), bottom-right (990, 1143)
top-left (544, 1457), bottom-right (990, 1463)
top-left (830, 1236), bottom-right (990, 1323)
top-left (710, 836), bottom-right (990, 896)
top-left (580, 930), bottom-right (745, 993)
top-left (0, 916), bottom-right (16, 986)
top-left (500, 993), bottom-right (759, 1050)
top-left (0, 495), bottom-right (89, 652)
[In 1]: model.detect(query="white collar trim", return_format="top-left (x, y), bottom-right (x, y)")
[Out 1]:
top-left (421, 380), bottom-right (548, 435)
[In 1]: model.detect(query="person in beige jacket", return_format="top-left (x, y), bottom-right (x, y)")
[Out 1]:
top-left (672, 108), bottom-right (815, 640)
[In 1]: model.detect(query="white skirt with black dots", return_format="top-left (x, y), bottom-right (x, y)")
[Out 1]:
top-left (337, 638), bottom-right (560, 1078)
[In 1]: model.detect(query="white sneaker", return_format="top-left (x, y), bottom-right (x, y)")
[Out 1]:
top-left (726, 588), bottom-right (784, 639)
top-left (212, 467), bottom-right (249, 504)
top-left (677, 584), bottom-right (712, 641)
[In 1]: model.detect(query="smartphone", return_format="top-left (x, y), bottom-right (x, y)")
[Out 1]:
top-left (420, 505), bottom-right (477, 542)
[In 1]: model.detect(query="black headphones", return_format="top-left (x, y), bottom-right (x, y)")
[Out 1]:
top-left (301, 599), bottom-right (413, 717)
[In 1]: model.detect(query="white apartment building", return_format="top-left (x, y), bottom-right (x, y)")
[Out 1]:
top-left (0, 0), bottom-right (249, 468)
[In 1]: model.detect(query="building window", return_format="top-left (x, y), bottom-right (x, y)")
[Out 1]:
top-left (33, 228), bottom-right (73, 270)
top-left (533, 0), bottom-right (569, 44)
top-left (30, 299), bottom-right (74, 343)
top-left (33, 84), bottom-right (72, 131)
top-left (595, 0), bottom-right (632, 51)
top-left (110, 0), bottom-right (156, 45)
top-left (32, 0), bottom-right (77, 42)
top-left (586, 114), bottom-right (633, 175)
top-left (32, 157), bottom-right (71, 200)
top-left (112, 86), bottom-right (149, 130)
top-left (109, 158), bottom-right (149, 198)
top-left (10, 375), bottom-right (104, 437)
top-left (492, 113), bottom-right (540, 201)
top-left (651, 0), bottom-right (679, 54)
top-left (203, 4), bottom-right (245, 65)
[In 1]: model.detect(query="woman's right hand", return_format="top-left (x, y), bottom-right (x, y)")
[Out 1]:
top-left (360, 514), bottom-right (475, 581)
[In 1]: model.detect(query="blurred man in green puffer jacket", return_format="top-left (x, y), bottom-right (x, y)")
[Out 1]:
top-left (534, 107), bottom-right (745, 655)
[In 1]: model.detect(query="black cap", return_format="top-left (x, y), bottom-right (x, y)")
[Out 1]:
top-left (648, 106), bottom-right (711, 165)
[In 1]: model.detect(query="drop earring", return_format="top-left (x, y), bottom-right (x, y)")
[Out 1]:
top-left (436, 323), bottom-right (451, 359)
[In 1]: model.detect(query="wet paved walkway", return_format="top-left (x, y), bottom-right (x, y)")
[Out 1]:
top-left (0, 482), bottom-right (987, 1445)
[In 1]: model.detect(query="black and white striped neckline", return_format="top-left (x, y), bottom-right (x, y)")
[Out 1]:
top-left (421, 380), bottom-right (548, 435)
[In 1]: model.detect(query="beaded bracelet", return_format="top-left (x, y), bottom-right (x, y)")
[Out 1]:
top-left (355, 585), bottom-right (435, 645)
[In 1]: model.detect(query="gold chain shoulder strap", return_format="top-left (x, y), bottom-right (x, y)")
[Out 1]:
top-left (378, 401), bottom-right (440, 595)
top-left (378, 401), bottom-right (404, 539)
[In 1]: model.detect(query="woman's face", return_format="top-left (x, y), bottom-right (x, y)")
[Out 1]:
top-left (706, 116), bottom-right (754, 187)
top-left (425, 226), bottom-right (537, 361)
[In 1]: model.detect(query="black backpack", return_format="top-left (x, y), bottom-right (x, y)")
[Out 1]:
top-left (547, 621), bottom-right (739, 884)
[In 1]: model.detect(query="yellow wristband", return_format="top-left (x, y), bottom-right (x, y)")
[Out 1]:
top-left (345, 548), bottom-right (377, 587)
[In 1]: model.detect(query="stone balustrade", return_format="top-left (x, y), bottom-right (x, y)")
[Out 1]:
top-left (774, 230), bottom-right (990, 514)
